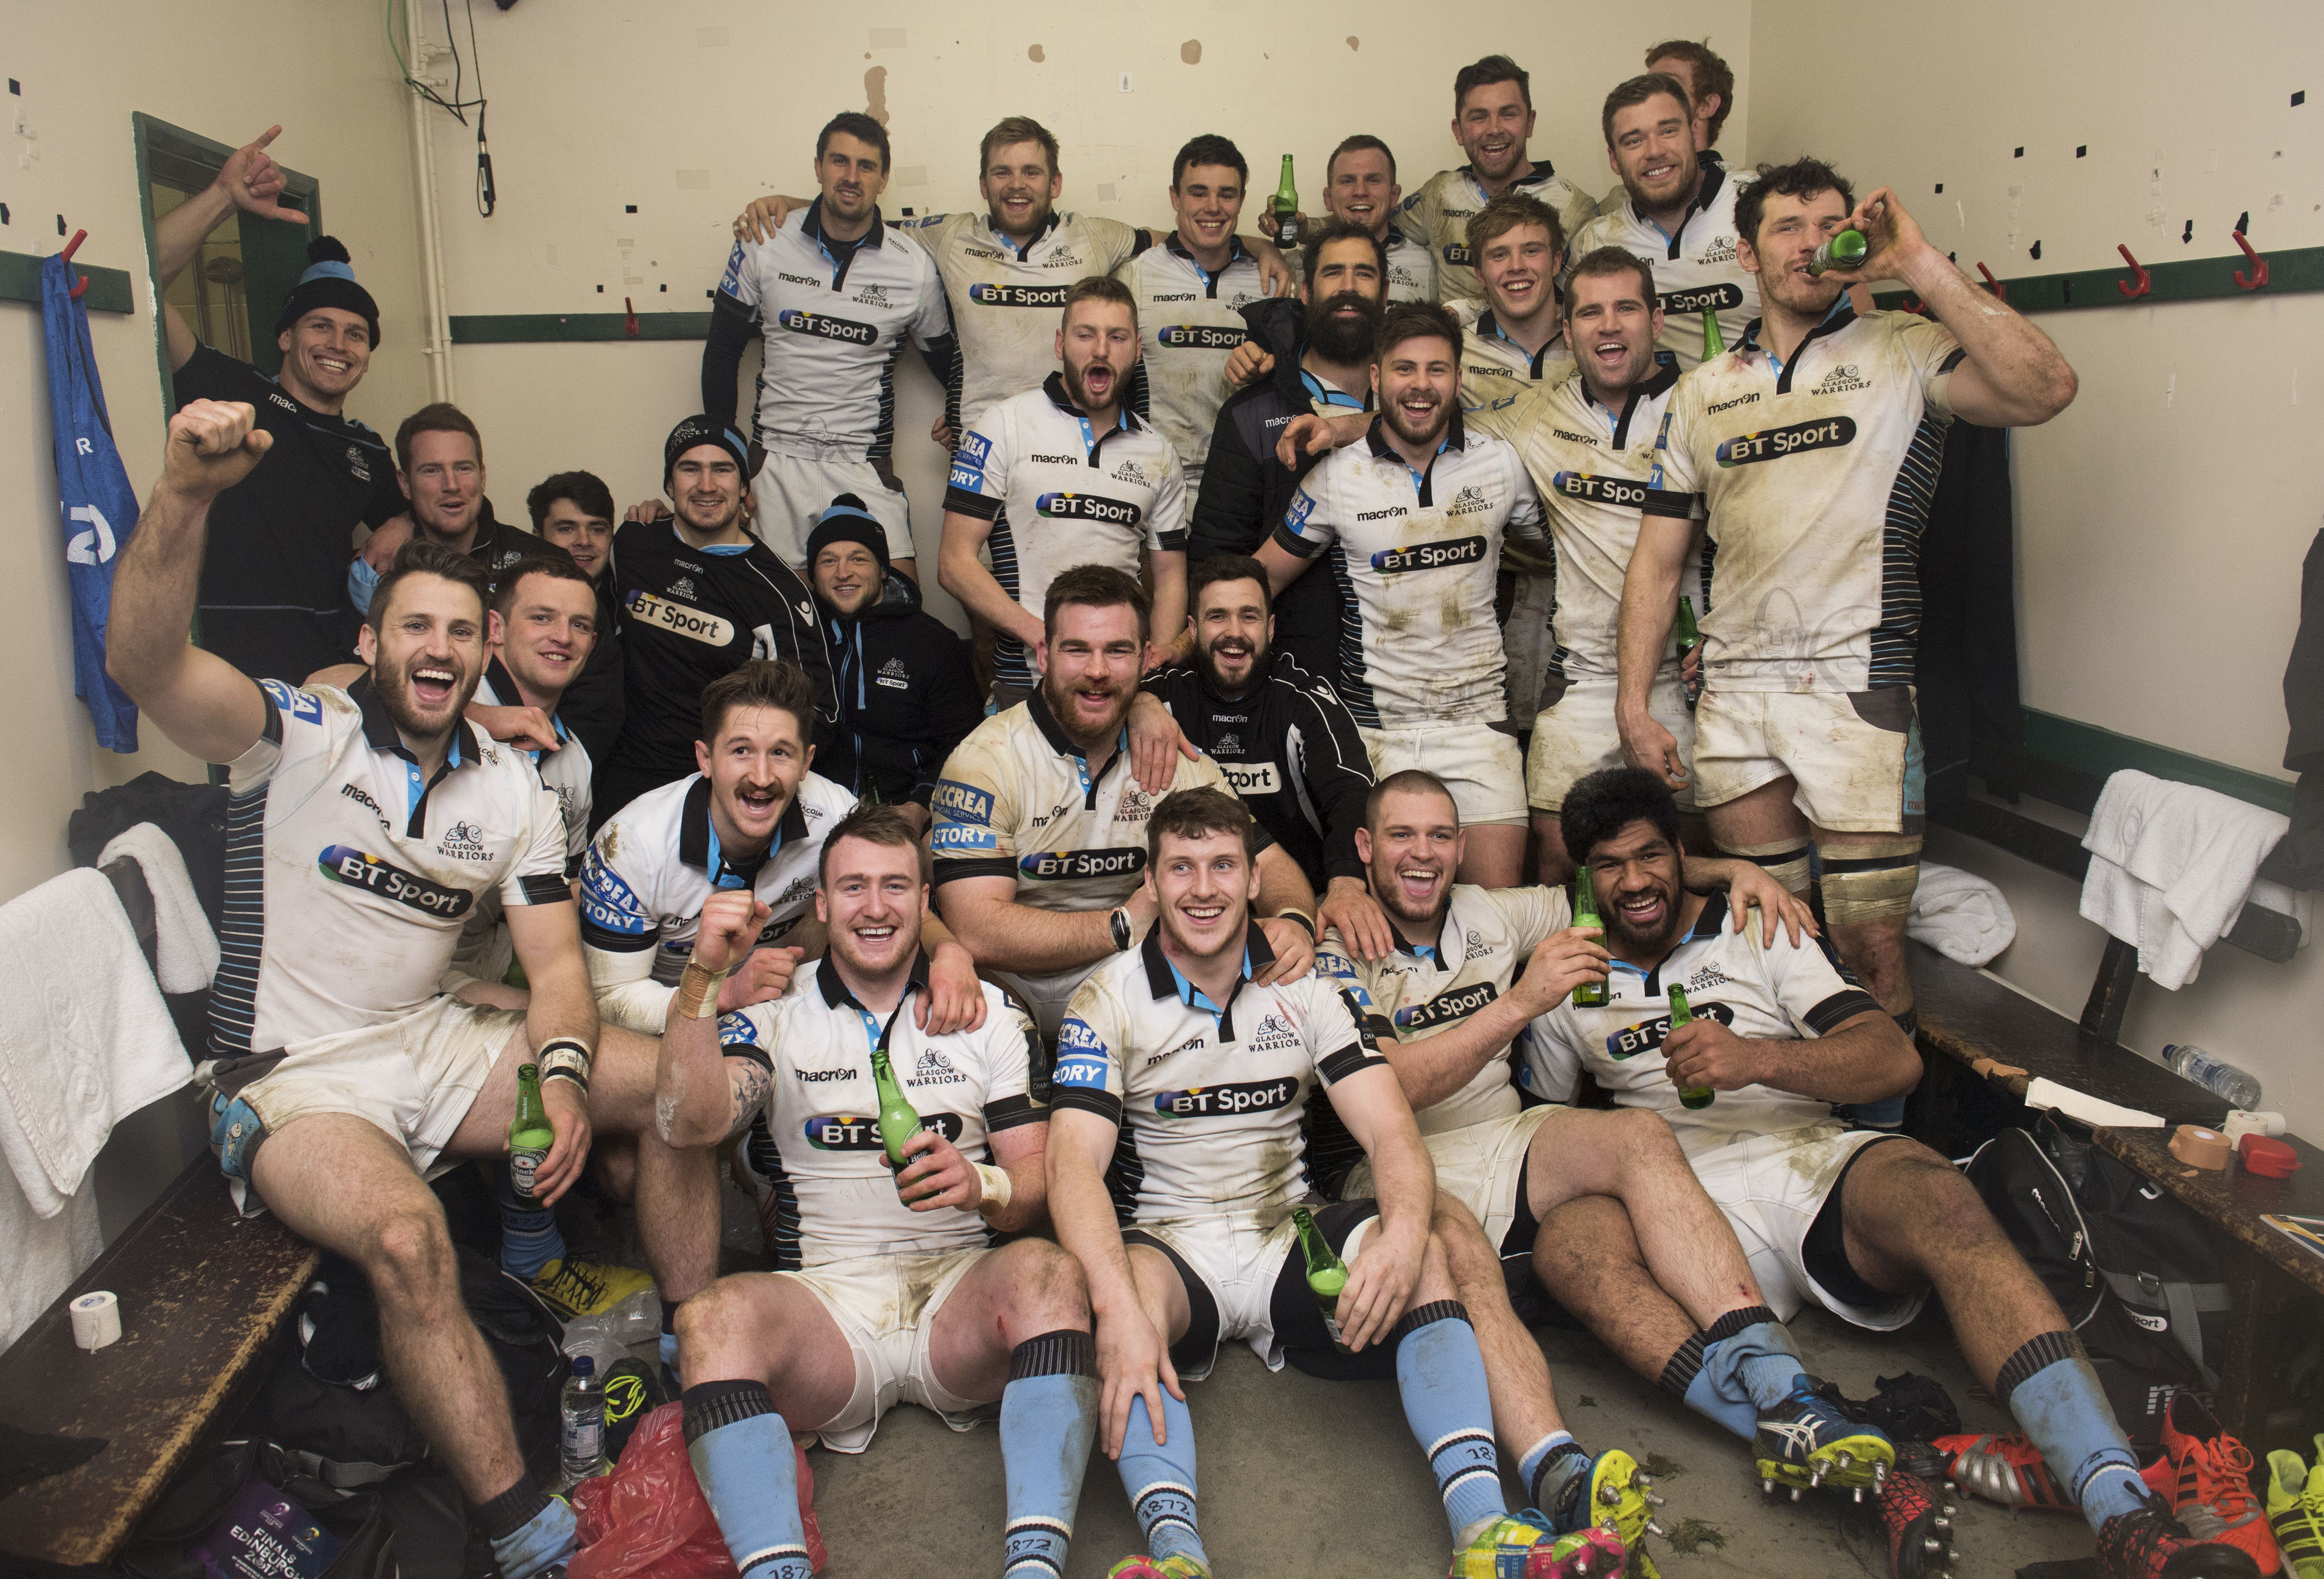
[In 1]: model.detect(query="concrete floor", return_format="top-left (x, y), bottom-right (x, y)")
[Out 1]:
top-left (580, 1176), bottom-right (2104, 1579)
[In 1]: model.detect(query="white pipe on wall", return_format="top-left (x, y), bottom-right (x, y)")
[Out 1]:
top-left (406, 2), bottom-right (457, 403)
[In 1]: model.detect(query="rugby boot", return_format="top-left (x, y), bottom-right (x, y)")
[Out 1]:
top-left (1105, 1558), bottom-right (1209, 1579)
top-left (2140, 1394), bottom-right (2282, 1574)
top-left (1755, 1377), bottom-right (1896, 1502)
top-left (1874, 1466), bottom-right (1958, 1578)
top-left (1548, 1449), bottom-right (1665, 1573)
top-left (1932, 1431), bottom-right (2078, 1512)
top-left (2097, 1490), bottom-right (2264, 1579)
top-left (2265, 1444), bottom-right (2324, 1578)
top-left (1447, 1511), bottom-right (1626, 1578)
top-left (527, 1254), bottom-right (657, 1321)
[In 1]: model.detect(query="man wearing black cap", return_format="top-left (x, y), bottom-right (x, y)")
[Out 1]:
top-left (805, 496), bottom-right (981, 834)
top-left (594, 417), bottom-right (836, 824)
top-left (156, 124), bottom-right (405, 685)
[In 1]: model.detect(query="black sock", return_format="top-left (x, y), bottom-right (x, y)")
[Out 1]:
top-left (475, 1478), bottom-right (550, 1541)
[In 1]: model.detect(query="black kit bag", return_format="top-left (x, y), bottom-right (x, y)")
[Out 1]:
top-left (113, 1440), bottom-right (393, 1579)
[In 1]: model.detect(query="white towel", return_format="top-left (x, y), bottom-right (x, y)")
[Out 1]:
top-left (98, 823), bottom-right (219, 994)
top-left (0, 1173), bottom-right (101, 1351)
top-left (1907, 860), bottom-right (2018, 966)
top-left (2022, 1077), bottom-right (2164, 1129)
top-left (2080, 769), bottom-right (2291, 990)
top-left (0, 868), bottom-right (192, 1217)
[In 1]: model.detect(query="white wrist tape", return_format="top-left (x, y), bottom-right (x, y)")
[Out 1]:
top-left (974, 1163), bottom-right (1013, 1214)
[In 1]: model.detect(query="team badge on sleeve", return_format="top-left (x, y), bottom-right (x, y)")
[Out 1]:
top-left (1051, 1014), bottom-right (1112, 1091)
top-left (578, 849), bottom-right (651, 935)
top-left (259, 677), bottom-right (324, 724)
top-left (717, 1011), bottom-right (760, 1050)
top-left (948, 431), bottom-right (993, 493)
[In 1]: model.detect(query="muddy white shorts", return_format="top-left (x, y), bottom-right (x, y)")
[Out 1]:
top-left (1344, 1107), bottom-right (1559, 1252)
top-left (1687, 1124), bottom-right (1924, 1330)
top-left (1360, 722), bottom-right (1527, 828)
top-left (777, 1246), bottom-right (993, 1453)
top-left (1690, 686), bottom-right (1923, 833)
top-left (750, 447), bottom-right (916, 572)
top-left (1527, 675), bottom-right (1697, 815)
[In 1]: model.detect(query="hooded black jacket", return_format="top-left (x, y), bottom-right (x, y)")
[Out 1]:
top-left (817, 572), bottom-right (983, 809)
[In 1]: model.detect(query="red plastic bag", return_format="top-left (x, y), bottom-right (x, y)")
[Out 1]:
top-left (571, 1402), bottom-right (825, 1579)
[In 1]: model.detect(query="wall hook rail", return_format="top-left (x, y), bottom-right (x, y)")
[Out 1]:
top-left (1976, 262), bottom-right (2005, 300)
top-left (2231, 230), bottom-right (2269, 290)
top-left (2115, 243), bottom-right (2151, 298)
top-left (58, 228), bottom-right (88, 300)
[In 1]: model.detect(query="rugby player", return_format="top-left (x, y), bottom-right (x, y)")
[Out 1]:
top-left (1645, 39), bottom-right (1738, 166)
top-left (939, 276), bottom-right (1189, 709)
top-left (1316, 135), bottom-right (1437, 303)
top-left (1567, 75), bottom-right (1759, 370)
top-left (349, 405), bottom-right (580, 607)
top-left (1524, 769), bottom-right (2258, 1579)
top-left (703, 112), bottom-right (955, 576)
top-left (1616, 162), bottom-right (2077, 1053)
top-left (1047, 788), bottom-right (1629, 1579)
top-left (1257, 303), bottom-right (1546, 887)
top-left (523, 471), bottom-right (623, 766)
top-left (105, 401), bottom-right (715, 1579)
top-left (655, 807), bottom-right (1099, 1579)
top-left (930, 567), bottom-right (1317, 1042)
top-left (1396, 56), bottom-right (1597, 303)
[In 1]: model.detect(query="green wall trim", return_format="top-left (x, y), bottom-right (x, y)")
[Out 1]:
top-left (1872, 242), bottom-right (2324, 317)
top-left (451, 311), bottom-right (712, 344)
top-left (2019, 708), bottom-right (2294, 815)
top-left (0, 250), bottom-right (135, 314)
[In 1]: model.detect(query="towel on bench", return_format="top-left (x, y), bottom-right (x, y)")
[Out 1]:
top-left (99, 822), bottom-right (219, 994)
top-left (1907, 860), bottom-right (2016, 966)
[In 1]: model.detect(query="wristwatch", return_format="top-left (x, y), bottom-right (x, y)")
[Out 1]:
top-left (1110, 906), bottom-right (1134, 953)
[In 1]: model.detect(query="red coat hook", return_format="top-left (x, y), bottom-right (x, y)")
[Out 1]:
top-left (2231, 230), bottom-right (2268, 290)
top-left (1975, 262), bottom-right (2005, 301)
top-left (623, 295), bottom-right (640, 336)
top-left (59, 227), bottom-right (89, 300)
top-left (2115, 243), bottom-right (2151, 298)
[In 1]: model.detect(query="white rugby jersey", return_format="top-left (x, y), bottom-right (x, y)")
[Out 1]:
top-left (896, 209), bottom-right (1147, 432)
top-left (211, 678), bottom-right (569, 1059)
top-left (1644, 303), bottom-right (1964, 694)
top-left (928, 692), bottom-right (1260, 917)
top-left (472, 661), bottom-right (591, 873)
top-left (1317, 882), bottom-right (1567, 1136)
top-left (1466, 363), bottom-right (1703, 684)
top-left (1272, 414), bottom-right (1547, 727)
top-left (1396, 164), bottom-right (1599, 303)
top-left (1449, 298), bottom-right (1575, 409)
top-left (1567, 164), bottom-right (1760, 371)
top-left (716, 202), bottom-right (955, 461)
top-left (578, 771), bottom-right (857, 1031)
top-left (1516, 893), bottom-right (1883, 1158)
top-left (1051, 927), bottom-right (1384, 1223)
top-left (942, 374), bottom-right (1189, 692)
top-left (721, 953), bottom-right (1041, 1268)
top-left (1121, 237), bottom-right (1266, 492)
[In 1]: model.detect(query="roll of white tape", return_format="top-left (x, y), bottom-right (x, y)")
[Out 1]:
top-left (70, 1290), bottom-right (121, 1351)
top-left (2224, 1110), bottom-right (2288, 1143)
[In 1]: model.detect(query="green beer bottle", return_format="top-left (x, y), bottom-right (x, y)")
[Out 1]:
top-left (1272, 155), bottom-right (1301, 249)
top-left (1571, 868), bottom-right (1609, 1007)
top-left (1674, 595), bottom-right (1700, 659)
top-left (509, 1064), bottom-right (555, 1204)
top-left (1668, 985), bottom-right (1715, 1109)
top-left (1700, 307), bottom-right (1725, 362)
top-left (1807, 228), bottom-right (1868, 276)
top-left (870, 1041), bottom-right (922, 1173)
top-left (1291, 1207), bottom-right (1351, 1352)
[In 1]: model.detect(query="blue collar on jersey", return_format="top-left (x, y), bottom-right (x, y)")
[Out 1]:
top-left (1140, 925), bottom-right (1279, 1042)
top-left (802, 197), bottom-right (887, 251)
top-left (352, 672), bottom-right (480, 836)
top-left (1164, 232), bottom-right (1252, 295)
top-left (1363, 410), bottom-right (1466, 499)
top-left (1583, 355), bottom-right (1681, 447)
top-left (1300, 368), bottom-right (1369, 411)
top-left (1741, 293), bottom-right (1857, 382)
top-left (1390, 892), bottom-right (1454, 966)
top-left (678, 773), bottom-right (808, 888)
top-left (981, 208), bottom-right (1064, 259)
top-left (1616, 891), bottom-right (1733, 996)
top-left (1041, 371), bottom-right (1133, 458)
top-left (1476, 308), bottom-right (1567, 381)
top-left (1459, 161), bottom-right (1557, 203)
top-left (816, 948), bottom-right (934, 1086)
top-left (1026, 686), bottom-right (1130, 803)
top-left (1635, 162), bottom-right (1727, 256)
top-left (482, 656), bottom-right (567, 766)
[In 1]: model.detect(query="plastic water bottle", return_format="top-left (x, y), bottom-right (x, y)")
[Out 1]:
top-left (559, 1355), bottom-right (610, 1486)
top-left (2164, 1045), bottom-right (2263, 1110)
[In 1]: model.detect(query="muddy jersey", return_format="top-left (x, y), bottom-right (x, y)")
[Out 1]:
top-left (1465, 362), bottom-right (1702, 685)
top-left (1396, 164), bottom-right (1598, 303)
top-left (1644, 303), bottom-right (1964, 693)
top-left (721, 954), bottom-right (1040, 1268)
top-left (1449, 298), bottom-right (1575, 410)
top-left (1121, 237), bottom-right (1266, 491)
top-left (1317, 882), bottom-right (1567, 1136)
top-left (472, 661), bottom-right (591, 874)
top-left (896, 209), bottom-right (1147, 432)
top-left (1051, 928), bottom-right (1382, 1223)
top-left (578, 771), bottom-right (856, 1031)
top-left (942, 374), bottom-right (1189, 692)
top-left (1517, 893), bottom-right (1882, 1158)
top-left (1567, 164), bottom-right (1759, 371)
top-left (211, 677), bottom-right (569, 1059)
top-left (928, 692), bottom-right (1263, 916)
top-left (1271, 414), bottom-right (1546, 727)
top-left (716, 202), bottom-right (955, 460)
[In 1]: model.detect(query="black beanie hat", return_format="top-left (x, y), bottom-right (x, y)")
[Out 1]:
top-left (273, 236), bottom-right (381, 347)
top-left (662, 415), bottom-right (752, 487)
top-left (804, 493), bottom-right (890, 578)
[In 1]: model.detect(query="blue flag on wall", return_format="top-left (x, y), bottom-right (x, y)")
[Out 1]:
top-left (42, 251), bottom-right (140, 752)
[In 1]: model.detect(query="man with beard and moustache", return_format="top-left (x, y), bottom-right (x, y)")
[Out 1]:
top-left (803, 498), bottom-right (982, 834)
top-left (652, 811), bottom-right (1097, 1579)
top-left (930, 567), bottom-right (1318, 1045)
top-left (1618, 164), bottom-right (2076, 1072)
top-left (104, 403), bottom-right (719, 1579)
top-left (940, 276), bottom-right (1189, 711)
top-left (1396, 56), bottom-right (1598, 304)
top-left (1521, 770), bottom-right (2257, 1579)
top-left (1256, 303), bottom-right (1547, 889)
top-left (596, 417), bottom-right (835, 823)
top-left (1309, 770), bottom-right (1815, 1559)
top-left (701, 112), bottom-right (956, 577)
top-left (1140, 556), bottom-right (1387, 957)
top-left (1191, 221), bottom-right (1385, 681)
top-left (154, 124), bottom-right (407, 687)
top-left (1567, 75), bottom-right (1759, 371)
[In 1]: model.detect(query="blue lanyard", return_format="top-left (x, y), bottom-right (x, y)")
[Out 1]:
top-left (1401, 437), bottom-right (1450, 493)
top-left (706, 819), bottom-right (780, 889)
top-left (1300, 370), bottom-right (1366, 411)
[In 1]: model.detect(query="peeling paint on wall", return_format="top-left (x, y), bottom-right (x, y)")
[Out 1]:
top-left (865, 65), bottom-right (889, 126)
top-left (1346, 35), bottom-right (1360, 50)
top-left (1181, 39), bottom-right (1202, 64)
top-left (1028, 43), bottom-right (1045, 63)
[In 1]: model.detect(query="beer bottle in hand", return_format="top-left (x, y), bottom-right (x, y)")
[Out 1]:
top-left (1272, 156), bottom-right (1301, 249)
top-left (1292, 1207), bottom-right (1352, 1352)
top-left (1807, 229), bottom-right (1868, 276)
top-left (1700, 308), bottom-right (1725, 362)
top-left (1668, 985), bottom-right (1715, 1109)
top-left (871, 1040), bottom-right (923, 1181)
top-left (509, 1063), bottom-right (554, 1204)
top-left (1572, 868), bottom-right (1610, 1007)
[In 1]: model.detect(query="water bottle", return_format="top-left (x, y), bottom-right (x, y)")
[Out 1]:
top-left (559, 1355), bottom-right (610, 1486)
top-left (2164, 1045), bottom-right (2263, 1110)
